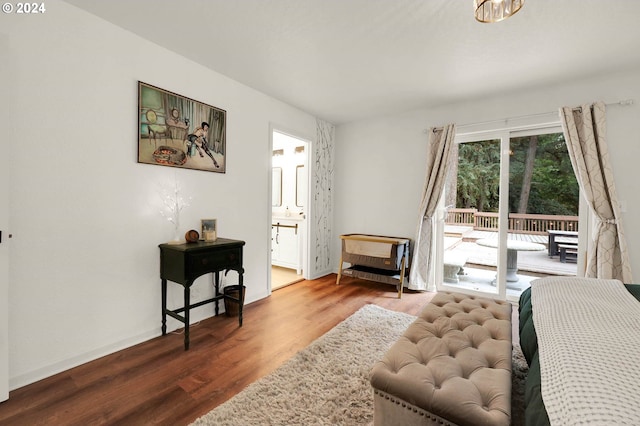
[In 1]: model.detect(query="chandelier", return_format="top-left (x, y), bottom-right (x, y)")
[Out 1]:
top-left (474, 0), bottom-right (524, 23)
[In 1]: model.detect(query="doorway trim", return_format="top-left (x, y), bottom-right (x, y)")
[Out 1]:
top-left (269, 124), bottom-right (312, 293)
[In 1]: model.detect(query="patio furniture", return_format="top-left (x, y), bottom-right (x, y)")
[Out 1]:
top-left (476, 238), bottom-right (545, 283)
top-left (443, 252), bottom-right (467, 283)
top-left (547, 230), bottom-right (579, 257)
top-left (558, 243), bottom-right (578, 263)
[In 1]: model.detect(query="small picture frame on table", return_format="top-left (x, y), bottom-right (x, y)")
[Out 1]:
top-left (201, 219), bottom-right (217, 242)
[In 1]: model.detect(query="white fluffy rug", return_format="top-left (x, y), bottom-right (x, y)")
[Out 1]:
top-left (191, 304), bottom-right (527, 426)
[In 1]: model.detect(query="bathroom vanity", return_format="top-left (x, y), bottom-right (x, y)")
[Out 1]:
top-left (271, 216), bottom-right (303, 274)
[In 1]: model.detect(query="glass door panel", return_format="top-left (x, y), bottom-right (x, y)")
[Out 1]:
top-left (440, 138), bottom-right (502, 296)
top-left (438, 128), bottom-right (580, 301)
top-left (505, 132), bottom-right (579, 300)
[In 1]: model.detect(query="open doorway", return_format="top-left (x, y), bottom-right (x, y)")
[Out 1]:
top-left (271, 129), bottom-right (309, 291)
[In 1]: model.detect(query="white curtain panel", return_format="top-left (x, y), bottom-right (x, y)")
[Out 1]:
top-left (560, 101), bottom-right (633, 283)
top-left (409, 124), bottom-right (456, 291)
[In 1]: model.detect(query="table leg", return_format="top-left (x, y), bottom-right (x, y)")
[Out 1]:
top-left (161, 279), bottom-right (167, 336)
top-left (397, 257), bottom-right (406, 299)
top-left (238, 269), bottom-right (244, 327)
top-left (214, 272), bottom-right (220, 317)
top-left (505, 249), bottom-right (519, 282)
top-left (183, 286), bottom-right (190, 351)
top-left (549, 234), bottom-right (557, 257)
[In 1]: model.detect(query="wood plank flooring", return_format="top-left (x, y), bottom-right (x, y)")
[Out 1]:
top-left (0, 275), bottom-right (435, 426)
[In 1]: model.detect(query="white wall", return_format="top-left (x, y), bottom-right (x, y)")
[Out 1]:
top-left (2, 0), bottom-right (320, 389)
top-left (334, 68), bottom-right (640, 280)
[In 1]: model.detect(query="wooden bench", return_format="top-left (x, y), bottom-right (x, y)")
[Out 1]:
top-left (558, 243), bottom-right (578, 263)
top-left (547, 230), bottom-right (578, 257)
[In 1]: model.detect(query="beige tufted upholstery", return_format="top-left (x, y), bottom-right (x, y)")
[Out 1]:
top-left (370, 292), bottom-right (512, 426)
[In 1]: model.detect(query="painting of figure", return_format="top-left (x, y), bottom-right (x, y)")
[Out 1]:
top-left (138, 82), bottom-right (226, 173)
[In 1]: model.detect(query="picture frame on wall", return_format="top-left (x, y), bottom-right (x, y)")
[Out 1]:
top-left (201, 219), bottom-right (217, 242)
top-left (138, 81), bottom-right (227, 173)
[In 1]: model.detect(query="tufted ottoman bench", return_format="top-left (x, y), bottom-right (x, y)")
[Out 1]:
top-left (369, 292), bottom-right (512, 426)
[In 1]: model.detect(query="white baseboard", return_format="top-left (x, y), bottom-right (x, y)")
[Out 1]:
top-left (9, 296), bottom-right (263, 391)
top-left (9, 328), bottom-right (159, 391)
top-left (307, 270), bottom-right (334, 281)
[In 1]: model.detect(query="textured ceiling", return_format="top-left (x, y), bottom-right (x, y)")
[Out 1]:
top-left (64, 0), bottom-right (640, 124)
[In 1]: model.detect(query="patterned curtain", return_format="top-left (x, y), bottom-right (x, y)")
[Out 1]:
top-left (559, 101), bottom-right (633, 283)
top-left (409, 124), bottom-right (456, 291)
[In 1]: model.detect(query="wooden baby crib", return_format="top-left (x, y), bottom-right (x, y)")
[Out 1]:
top-left (337, 234), bottom-right (411, 298)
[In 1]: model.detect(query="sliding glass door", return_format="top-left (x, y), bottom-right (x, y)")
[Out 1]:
top-left (436, 126), bottom-right (582, 301)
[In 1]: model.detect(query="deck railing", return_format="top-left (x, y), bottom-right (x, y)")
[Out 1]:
top-left (446, 208), bottom-right (578, 235)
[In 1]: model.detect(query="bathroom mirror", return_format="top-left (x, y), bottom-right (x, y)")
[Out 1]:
top-left (272, 167), bottom-right (282, 207)
top-left (296, 165), bottom-right (305, 207)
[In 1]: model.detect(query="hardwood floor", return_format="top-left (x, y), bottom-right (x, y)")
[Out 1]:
top-left (0, 275), bottom-right (435, 426)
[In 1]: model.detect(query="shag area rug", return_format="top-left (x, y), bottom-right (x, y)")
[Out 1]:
top-left (191, 304), bottom-right (529, 426)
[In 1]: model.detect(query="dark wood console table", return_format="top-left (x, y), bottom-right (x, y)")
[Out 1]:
top-left (159, 238), bottom-right (245, 350)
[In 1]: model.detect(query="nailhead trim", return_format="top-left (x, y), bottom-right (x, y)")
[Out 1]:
top-left (374, 390), bottom-right (455, 425)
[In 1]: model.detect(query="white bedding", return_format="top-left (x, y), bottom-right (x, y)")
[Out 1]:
top-left (531, 277), bottom-right (640, 426)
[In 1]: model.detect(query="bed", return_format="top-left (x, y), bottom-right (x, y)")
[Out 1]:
top-left (519, 277), bottom-right (640, 426)
top-left (336, 234), bottom-right (410, 298)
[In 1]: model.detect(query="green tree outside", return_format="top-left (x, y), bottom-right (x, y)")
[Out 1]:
top-left (455, 133), bottom-right (579, 215)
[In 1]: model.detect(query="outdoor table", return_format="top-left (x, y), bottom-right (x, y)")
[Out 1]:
top-left (476, 239), bottom-right (545, 283)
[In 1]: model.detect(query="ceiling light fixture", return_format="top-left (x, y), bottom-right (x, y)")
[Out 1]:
top-left (474, 0), bottom-right (524, 23)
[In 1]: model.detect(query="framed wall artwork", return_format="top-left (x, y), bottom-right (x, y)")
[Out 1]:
top-left (138, 81), bottom-right (227, 173)
top-left (201, 219), bottom-right (217, 242)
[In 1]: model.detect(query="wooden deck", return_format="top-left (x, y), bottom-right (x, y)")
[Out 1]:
top-left (444, 225), bottom-right (577, 276)
top-left (445, 225), bottom-right (547, 244)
